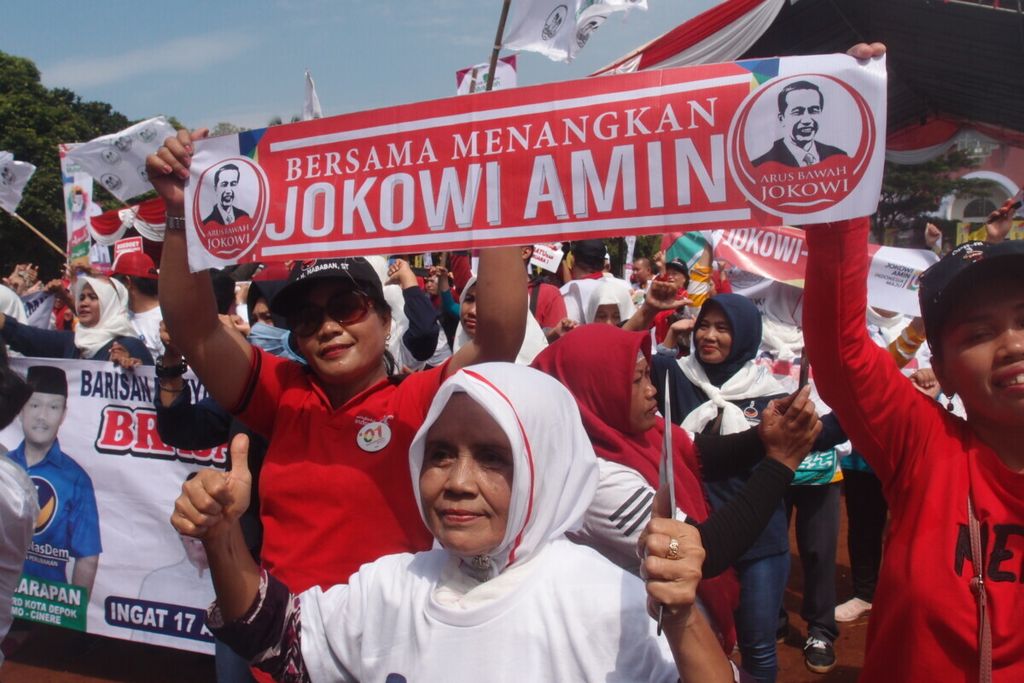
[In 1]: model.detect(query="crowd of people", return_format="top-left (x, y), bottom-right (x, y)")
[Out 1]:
top-left (0, 42), bottom-right (1022, 682)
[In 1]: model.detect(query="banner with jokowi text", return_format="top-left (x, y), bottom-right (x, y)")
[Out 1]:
top-left (181, 53), bottom-right (887, 271)
top-left (711, 224), bottom-right (939, 316)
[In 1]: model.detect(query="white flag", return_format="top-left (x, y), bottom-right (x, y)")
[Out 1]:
top-left (66, 116), bottom-right (176, 202)
top-left (504, 0), bottom-right (647, 63)
top-left (456, 55), bottom-right (518, 95)
top-left (0, 152), bottom-right (36, 215)
top-left (303, 70), bottom-right (323, 121)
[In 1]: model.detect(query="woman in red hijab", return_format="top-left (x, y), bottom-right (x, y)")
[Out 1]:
top-left (532, 323), bottom-right (820, 652)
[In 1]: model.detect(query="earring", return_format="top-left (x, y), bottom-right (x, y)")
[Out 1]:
top-left (946, 394), bottom-right (955, 412)
top-left (385, 333), bottom-right (391, 344)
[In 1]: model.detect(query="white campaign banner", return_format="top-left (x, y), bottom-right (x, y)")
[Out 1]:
top-left (66, 117), bottom-right (176, 203)
top-left (0, 358), bottom-right (225, 654)
top-left (0, 151), bottom-right (36, 215)
top-left (505, 0), bottom-right (648, 62)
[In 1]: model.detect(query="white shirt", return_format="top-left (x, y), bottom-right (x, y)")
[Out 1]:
top-left (130, 305), bottom-right (165, 359)
top-left (299, 539), bottom-right (680, 683)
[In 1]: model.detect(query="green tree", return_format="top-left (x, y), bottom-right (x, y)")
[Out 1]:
top-left (210, 121), bottom-right (247, 137)
top-left (0, 50), bottom-right (137, 279)
top-left (875, 149), bottom-right (996, 242)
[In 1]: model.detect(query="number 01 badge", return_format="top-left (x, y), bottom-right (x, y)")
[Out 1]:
top-left (357, 421), bottom-right (392, 452)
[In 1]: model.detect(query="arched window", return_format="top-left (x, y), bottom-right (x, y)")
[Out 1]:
top-left (962, 197), bottom-right (998, 220)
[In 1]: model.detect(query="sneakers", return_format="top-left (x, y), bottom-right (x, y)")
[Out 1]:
top-left (804, 636), bottom-right (837, 674)
top-left (834, 596), bottom-right (872, 623)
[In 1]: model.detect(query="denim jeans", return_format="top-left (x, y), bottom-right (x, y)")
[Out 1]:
top-left (734, 551), bottom-right (790, 683)
top-left (785, 482), bottom-right (841, 642)
top-left (215, 637), bottom-right (256, 683)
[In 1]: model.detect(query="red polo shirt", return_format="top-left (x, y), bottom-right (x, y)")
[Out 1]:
top-left (234, 348), bottom-right (441, 593)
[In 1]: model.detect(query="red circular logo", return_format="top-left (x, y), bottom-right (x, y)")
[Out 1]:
top-left (191, 157), bottom-right (269, 261)
top-left (728, 74), bottom-right (875, 218)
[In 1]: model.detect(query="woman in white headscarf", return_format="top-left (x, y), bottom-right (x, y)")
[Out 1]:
top-left (454, 277), bottom-right (547, 365)
top-left (585, 279), bottom-right (635, 325)
top-left (172, 363), bottom-right (738, 682)
top-left (0, 275), bottom-right (153, 366)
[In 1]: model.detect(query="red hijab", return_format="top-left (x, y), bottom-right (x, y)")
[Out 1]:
top-left (531, 323), bottom-right (737, 651)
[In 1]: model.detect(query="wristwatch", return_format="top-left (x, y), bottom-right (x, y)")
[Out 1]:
top-left (165, 214), bottom-right (187, 231)
top-left (155, 356), bottom-right (188, 378)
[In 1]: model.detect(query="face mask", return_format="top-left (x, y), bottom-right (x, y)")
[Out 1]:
top-left (249, 323), bottom-right (307, 365)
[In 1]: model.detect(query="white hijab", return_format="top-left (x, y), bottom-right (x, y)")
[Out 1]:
top-left (866, 306), bottom-right (908, 347)
top-left (677, 354), bottom-right (785, 435)
top-left (409, 363), bottom-right (599, 586)
top-left (71, 276), bottom-right (138, 358)
top-left (453, 277), bottom-right (548, 366)
top-left (758, 282), bottom-right (805, 362)
top-left (363, 255), bottom-right (404, 359)
top-left (584, 279), bottom-right (633, 324)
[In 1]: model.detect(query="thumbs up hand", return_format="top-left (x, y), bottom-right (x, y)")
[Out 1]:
top-left (171, 434), bottom-right (253, 542)
top-left (637, 486), bottom-right (704, 627)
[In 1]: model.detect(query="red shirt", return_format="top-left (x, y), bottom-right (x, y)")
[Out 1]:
top-left (804, 219), bottom-right (1024, 682)
top-left (234, 349), bottom-right (440, 593)
top-left (528, 281), bottom-right (568, 330)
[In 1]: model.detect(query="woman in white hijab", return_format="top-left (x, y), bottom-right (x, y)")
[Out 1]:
top-left (454, 277), bottom-right (547, 365)
top-left (0, 276), bottom-right (152, 366)
top-left (173, 363), bottom-right (739, 682)
top-left (585, 279), bottom-right (635, 325)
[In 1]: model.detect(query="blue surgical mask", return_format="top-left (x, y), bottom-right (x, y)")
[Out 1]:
top-left (248, 322), bottom-right (306, 365)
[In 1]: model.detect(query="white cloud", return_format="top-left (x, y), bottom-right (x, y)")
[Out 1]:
top-left (42, 32), bottom-right (259, 89)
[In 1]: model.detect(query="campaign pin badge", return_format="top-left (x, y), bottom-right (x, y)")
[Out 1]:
top-left (357, 421), bottom-right (392, 453)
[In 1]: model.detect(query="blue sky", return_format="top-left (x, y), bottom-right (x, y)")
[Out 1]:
top-left (7, 0), bottom-right (720, 134)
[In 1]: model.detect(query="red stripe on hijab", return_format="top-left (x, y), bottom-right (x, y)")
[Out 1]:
top-left (461, 369), bottom-right (535, 567)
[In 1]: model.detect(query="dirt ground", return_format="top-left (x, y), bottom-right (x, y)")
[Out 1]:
top-left (1, 494), bottom-right (869, 682)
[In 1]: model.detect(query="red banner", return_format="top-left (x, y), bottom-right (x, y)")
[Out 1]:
top-left (183, 54), bottom-right (887, 270)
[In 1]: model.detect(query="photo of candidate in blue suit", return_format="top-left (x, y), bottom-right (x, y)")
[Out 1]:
top-left (8, 366), bottom-right (101, 594)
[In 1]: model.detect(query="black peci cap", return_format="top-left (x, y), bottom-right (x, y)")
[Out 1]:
top-left (26, 366), bottom-right (68, 397)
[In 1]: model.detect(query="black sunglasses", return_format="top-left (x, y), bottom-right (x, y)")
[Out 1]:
top-left (289, 289), bottom-right (372, 337)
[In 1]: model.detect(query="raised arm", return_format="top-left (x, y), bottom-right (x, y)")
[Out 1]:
top-left (803, 218), bottom-right (940, 485)
top-left (171, 434), bottom-right (259, 622)
top-left (146, 129), bottom-right (254, 410)
top-left (447, 247), bottom-right (527, 375)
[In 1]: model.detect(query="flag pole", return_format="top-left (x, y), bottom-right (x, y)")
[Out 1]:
top-left (485, 0), bottom-right (513, 92)
top-left (10, 212), bottom-right (65, 257)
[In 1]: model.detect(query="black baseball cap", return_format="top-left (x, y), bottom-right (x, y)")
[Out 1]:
top-left (571, 239), bottom-right (607, 270)
top-left (918, 239), bottom-right (1024, 349)
top-left (271, 258), bottom-right (384, 316)
top-left (664, 258), bottom-right (689, 275)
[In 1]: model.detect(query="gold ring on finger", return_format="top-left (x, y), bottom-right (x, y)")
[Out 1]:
top-left (667, 537), bottom-right (680, 560)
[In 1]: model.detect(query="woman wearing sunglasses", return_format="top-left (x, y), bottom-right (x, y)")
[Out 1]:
top-left (146, 129), bottom-right (528, 612)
